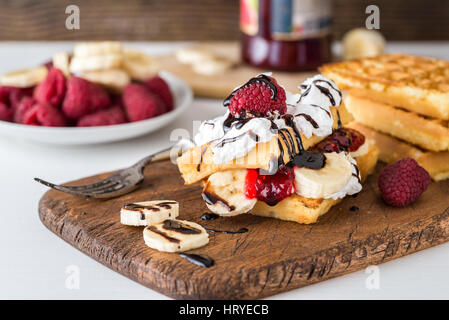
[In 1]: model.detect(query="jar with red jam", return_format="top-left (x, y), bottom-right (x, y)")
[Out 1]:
top-left (240, 0), bottom-right (333, 71)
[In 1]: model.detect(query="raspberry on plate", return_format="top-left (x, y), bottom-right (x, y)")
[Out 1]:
top-left (144, 76), bottom-right (174, 112)
top-left (123, 84), bottom-right (165, 122)
top-left (33, 68), bottom-right (66, 107)
top-left (0, 102), bottom-right (12, 122)
top-left (378, 158), bottom-right (430, 207)
top-left (77, 106), bottom-right (127, 127)
top-left (23, 102), bottom-right (66, 127)
top-left (225, 74), bottom-right (286, 117)
top-left (14, 96), bottom-right (35, 123)
top-left (62, 76), bottom-right (111, 119)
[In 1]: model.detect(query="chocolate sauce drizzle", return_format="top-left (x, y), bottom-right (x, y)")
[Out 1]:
top-left (197, 146), bottom-right (207, 172)
top-left (200, 212), bottom-right (220, 220)
top-left (202, 191), bottom-right (236, 211)
top-left (179, 253), bottom-right (214, 268)
top-left (205, 227), bottom-right (248, 234)
top-left (298, 78), bottom-right (342, 107)
top-left (147, 226), bottom-right (180, 243)
top-left (214, 130), bottom-right (259, 148)
top-left (162, 219), bottom-right (201, 235)
top-left (223, 74), bottom-right (278, 107)
top-left (124, 202), bottom-right (176, 220)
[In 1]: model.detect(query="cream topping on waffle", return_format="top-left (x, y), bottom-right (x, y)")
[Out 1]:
top-left (194, 74), bottom-right (342, 164)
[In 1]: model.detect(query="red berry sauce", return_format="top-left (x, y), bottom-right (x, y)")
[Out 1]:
top-left (313, 128), bottom-right (365, 153)
top-left (245, 166), bottom-right (295, 206)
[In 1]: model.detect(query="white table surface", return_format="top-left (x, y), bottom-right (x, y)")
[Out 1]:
top-left (1, 41), bottom-right (449, 300)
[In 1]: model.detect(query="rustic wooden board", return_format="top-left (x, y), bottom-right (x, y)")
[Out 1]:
top-left (155, 42), bottom-right (316, 99)
top-left (38, 160), bottom-right (449, 299)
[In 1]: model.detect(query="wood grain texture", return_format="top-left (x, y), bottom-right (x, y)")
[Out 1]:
top-left (38, 160), bottom-right (449, 299)
top-left (0, 0), bottom-right (448, 41)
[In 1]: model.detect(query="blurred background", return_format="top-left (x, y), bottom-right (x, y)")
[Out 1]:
top-left (0, 0), bottom-right (448, 41)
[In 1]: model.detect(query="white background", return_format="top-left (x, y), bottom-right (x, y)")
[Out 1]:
top-left (1, 42), bottom-right (449, 299)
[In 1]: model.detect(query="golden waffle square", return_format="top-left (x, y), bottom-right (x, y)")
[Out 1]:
top-left (320, 54), bottom-right (449, 120)
top-left (250, 142), bottom-right (379, 224)
top-left (178, 107), bottom-right (344, 185)
top-left (344, 93), bottom-right (449, 152)
top-left (348, 122), bottom-right (449, 181)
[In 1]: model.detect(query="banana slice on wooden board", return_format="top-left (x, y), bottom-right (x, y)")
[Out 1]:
top-left (122, 48), bottom-right (159, 81)
top-left (73, 41), bottom-right (123, 57)
top-left (121, 201), bottom-right (179, 226)
top-left (0, 66), bottom-right (48, 88)
top-left (143, 219), bottom-right (209, 252)
top-left (202, 169), bottom-right (256, 216)
top-left (192, 58), bottom-right (234, 76)
top-left (80, 69), bottom-right (130, 92)
top-left (175, 47), bottom-right (215, 65)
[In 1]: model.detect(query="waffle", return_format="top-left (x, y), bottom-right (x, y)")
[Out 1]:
top-left (178, 107), bottom-right (343, 185)
top-left (320, 54), bottom-right (449, 120)
top-left (345, 93), bottom-right (449, 152)
top-left (348, 122), bottom-right (449, 181)
top-left (250, 142), bottom-right (379, 224)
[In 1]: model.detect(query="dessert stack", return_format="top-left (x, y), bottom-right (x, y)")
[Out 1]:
top-left (321, 54), bottom-right (449, 181)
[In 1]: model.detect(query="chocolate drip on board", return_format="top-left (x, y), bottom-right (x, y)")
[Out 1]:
top-left (179, 253), bottom-right (214, 268)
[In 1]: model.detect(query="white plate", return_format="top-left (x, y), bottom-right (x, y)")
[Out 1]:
top-left (0, 71), bottom-right (193, 145)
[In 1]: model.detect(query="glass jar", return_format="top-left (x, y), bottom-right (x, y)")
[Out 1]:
top-left (240, 0), bottom-right (333, 71)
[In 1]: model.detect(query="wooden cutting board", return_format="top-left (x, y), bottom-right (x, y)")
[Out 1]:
top-left (38, 160), bottom-right (449, 299)
top-left (156, 42), bottom-right (316, 99)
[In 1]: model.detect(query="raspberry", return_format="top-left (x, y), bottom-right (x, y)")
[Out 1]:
top-left (0, 86), bottom-right (34, 109)
top-left (62, 76), bottom-right (111, 119)
top-left (123, 84), bottom-right (165, 122)
top-left (33, 68), bottom-right (66, 107)
top-left (378, 158), bottom-right (430, 207)
top-left (23, 102), bottom-right (66, 127)
top-left (245, 166), bottom-right (295, 206)
top-left (144, 76), bottom-right (174, 111)
top-left (77, 106), bottom-right (127, 127)
top-left (226, 75), bottom-right (286, 117)
top-left (14, 96), bottom-right (35, 123)
top-left (0, 102), bottom-right (12, 122)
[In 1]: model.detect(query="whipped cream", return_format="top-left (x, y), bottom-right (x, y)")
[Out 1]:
top-left (326, 155), bottom-right (362, 200)
top-left (194, 73), bottom-right (343, 164)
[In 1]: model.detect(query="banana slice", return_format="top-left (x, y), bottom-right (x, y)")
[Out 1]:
top-left (175, 47), bottom-right (215, 65)
top-left (69, 54), bottom-right (123, 73)
top-left (294, 152), bottom-right (353, 199)
top-left (0, 66), bottom-right (48, 88)
top-left (192, 58), bottom-right (233, 76)
top-left (80, 69), bottom-right (130, 92)
top-left (121, 201), bottom-right (179, 226)
top-left (342, 28), bottom-right (385, 60)
top-left (202, 169), bottom-right (256, 216)
top-left (143, 219), bottom-right (209, 252)
top-left (52, 52), bottom-right (71, 77)
top-left (122, 48), bottom-right (159, 81)
top-left (74, 41), bottom-right (123, 57)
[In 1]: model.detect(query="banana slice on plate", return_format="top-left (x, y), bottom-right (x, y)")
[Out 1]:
top-left (69, 54), bottom-right (123, 73)
top-left (342, 28), bottom-right (386, 60)
top-left (0, 66), bottom-right (48, 88)
top-left (122, 48), bottom-right (159, 81)
top-left (121, 200), bottom-right (179, 226)
top-left (74, 41), bottom-right (123, 57)
top-left (202, 169), bottom-right (256, 216)
top-left (52, 52), bottom-right (71, 77)
top-left (143, 219), bottom-right (209, 252)
top-left (80, 69), bottom-right (130, 92)
top-left (294, 152), bottom-right (353, 199)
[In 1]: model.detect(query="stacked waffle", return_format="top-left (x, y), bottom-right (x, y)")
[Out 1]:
top-left (177, 74), bottom-right (378, 224)
top-left (321, 54), bottom-right (449, 181)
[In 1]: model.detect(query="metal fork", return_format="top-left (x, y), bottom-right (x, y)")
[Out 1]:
top-left (34, 147), bottom-right (177, 199)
